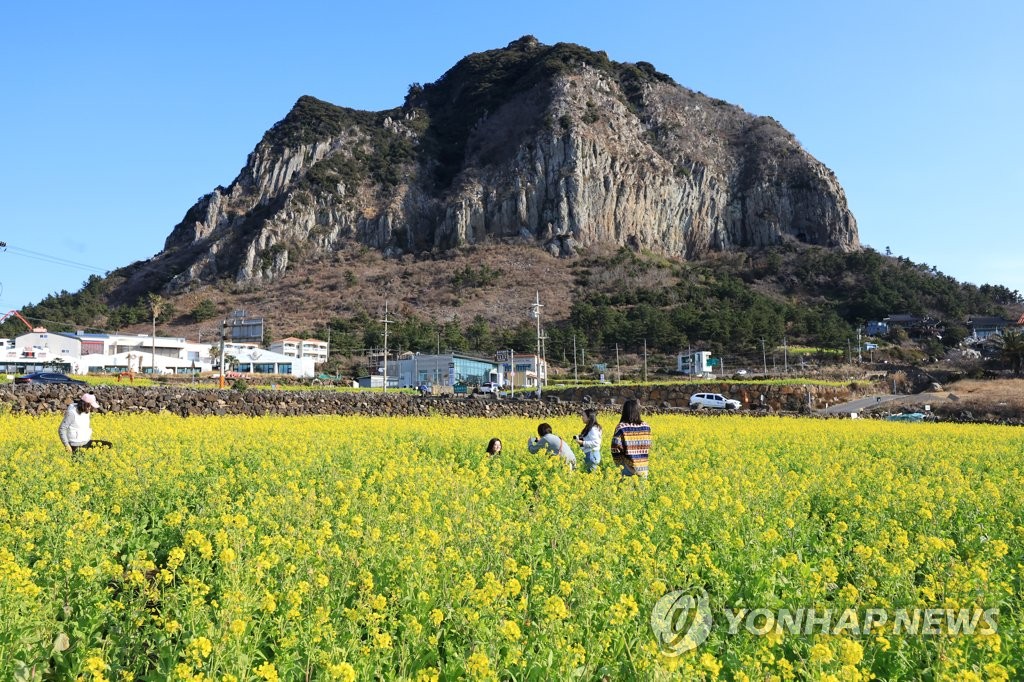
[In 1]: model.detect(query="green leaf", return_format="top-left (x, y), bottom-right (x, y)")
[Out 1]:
top-left (52, 632), bottom-right (71, 653)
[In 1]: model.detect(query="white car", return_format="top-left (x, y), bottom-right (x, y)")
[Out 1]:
top-left (477, 382), bottom-right (500, 394)
top-left (689, 393), bottom-right (742, 410)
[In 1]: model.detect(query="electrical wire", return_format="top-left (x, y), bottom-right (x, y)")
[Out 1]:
top-left (2, 243), bottom-right (109, 274)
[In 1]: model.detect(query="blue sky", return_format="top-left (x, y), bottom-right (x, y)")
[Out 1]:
top-left (1, 1), bottom-right (1021, 316)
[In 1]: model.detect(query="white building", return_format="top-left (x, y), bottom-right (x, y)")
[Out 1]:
top-left (269, 337), bottom-right (330, 364)
top-left (383, 352), bottom-right (547, 390)
top-left (232, 348), bottom-right (315, 378)
top-left (507, 354), bottom-right (547, 389)
top-left (678, 351), bottom-right (714, 377)
top-left (4, 329), bottom-right (313, 378)
top-left (1, 331), bottom-right (80, 373)
top-left (70, 332), bottom-right (215, 374)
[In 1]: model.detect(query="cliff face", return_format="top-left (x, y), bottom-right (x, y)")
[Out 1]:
top-left (123, 37), bottom-right (858, 298)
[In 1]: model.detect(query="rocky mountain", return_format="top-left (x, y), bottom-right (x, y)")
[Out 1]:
top-left (112, 36), bottom-right (858, 302)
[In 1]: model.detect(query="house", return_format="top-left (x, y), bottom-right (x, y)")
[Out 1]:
top-left (883, 314), bottom-right (943, 339)
top-left (269, 337), bottom-right (330, 364)
top-left (357, 374), bottom-right (399, 389)
top-left (967, 316), bottom-right (1012, 341)
top-left (677, 351), bottom-right (714, 377)
top-left (507, 354), bottom-right (547, 389)
top-left (232, 347), bottom-right (315, 378)
top-left (74, 332), bottom-right (214, 375)
top-left (380, 351), bottom-right (549, 390)
top-left (386, 352), bottom-right (504, 389)
top-left (883, 314), bottom-right (922, 328)
top-left (865, 321), bottom-right (889, 337)
top-left (1, 331), bottom-right (80, 373)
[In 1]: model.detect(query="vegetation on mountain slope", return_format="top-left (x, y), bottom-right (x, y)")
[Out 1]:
top-left (6, 245), bottom-right (1018, 378)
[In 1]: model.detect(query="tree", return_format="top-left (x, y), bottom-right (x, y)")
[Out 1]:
top-left (148, 294), bottom-right (163, 373)
top-left (995, 328), bottom-right (1024, 375)
top-left (191, 299), bottom-right (217, 322)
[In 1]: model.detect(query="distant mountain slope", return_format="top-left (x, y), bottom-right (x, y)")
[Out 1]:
top-left (7, 243), bottom-right (1019, 369)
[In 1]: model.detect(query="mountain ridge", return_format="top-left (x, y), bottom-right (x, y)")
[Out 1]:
top-left (106, 36), bottom-right (857, 305)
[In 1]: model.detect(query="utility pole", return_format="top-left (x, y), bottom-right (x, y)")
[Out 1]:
top-left (149, 294), bottom-right (163, 375)
top-left (857, 328), bottom-right (862, 364)
top-left (380, 301), bottom-right (393, 393)
top-left (643, 338), bottom-right (648, 382)
top-left (218, 319), bottom-right (227, 389)
top-left (760, 338), bottom-right (767, 376)
top-left (573, 334), bottom-right (578, 383)
top-left (540, 330), bottom-right (548, 387)
top-left (615, 343), bottom-right (620, 383)
top-left (783, 336), bottom-right (788, 373)
top-left (530, 292), bottom-right (543, 393)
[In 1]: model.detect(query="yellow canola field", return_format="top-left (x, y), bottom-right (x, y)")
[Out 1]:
top-left (0, 412), bottom-right (1021, 681)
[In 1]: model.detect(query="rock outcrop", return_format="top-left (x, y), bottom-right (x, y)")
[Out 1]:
top-left (115, 37), bottom-right (858, 298)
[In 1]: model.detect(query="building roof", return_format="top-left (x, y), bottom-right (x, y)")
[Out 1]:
top-left (14, 331), bottom-right (82, 343)
top-left (967, 316), bottom-right (1010, 327)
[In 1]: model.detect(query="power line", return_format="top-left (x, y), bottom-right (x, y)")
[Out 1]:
top-left (0, 241), bottom-right (109, 274)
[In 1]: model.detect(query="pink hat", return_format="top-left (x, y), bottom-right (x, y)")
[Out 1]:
top-left (81, 393), bottom-right (99, 408)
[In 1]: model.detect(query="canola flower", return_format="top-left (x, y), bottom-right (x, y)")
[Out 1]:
top-left (0, 411), bottom-right (1021, 679)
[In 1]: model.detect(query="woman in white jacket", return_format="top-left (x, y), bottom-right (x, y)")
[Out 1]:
top-left (574, 408), bottom-right (602, 472)
top-left (58, 393), bottom-right (112, 455)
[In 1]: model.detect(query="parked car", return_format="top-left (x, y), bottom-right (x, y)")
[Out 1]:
top-left (14, 371), bottom-right (88, 387)
top-left (689, 392), bottom-right (742, 410)
top-left (477, 382), bottom-right (500, 394)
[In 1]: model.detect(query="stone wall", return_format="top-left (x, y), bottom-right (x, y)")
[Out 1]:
top-left (0, 385), bottom-right (591, 419)
top-left (0, 383), bottom-right (855, 418)
top-left (546, 382), bottom-right (857, 412)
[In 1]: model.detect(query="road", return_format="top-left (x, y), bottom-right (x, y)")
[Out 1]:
top-left (820, 394), bottom-right (908, 415)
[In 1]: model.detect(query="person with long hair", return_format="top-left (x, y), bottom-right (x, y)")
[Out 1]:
top-left (610, 399), bottom-right (650, 477)
top-left (574, 408), bottom-right (602, 472)
top-left (485, 437), bottom-right (502, 456)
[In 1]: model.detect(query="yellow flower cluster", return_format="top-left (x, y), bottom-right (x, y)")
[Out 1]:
top-left (0, 411), bottom-right (1020, 679)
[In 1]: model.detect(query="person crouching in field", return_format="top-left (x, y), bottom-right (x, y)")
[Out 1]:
top-left (528, 423), bottom-right (577, 470)
top-left (611, 399), bottom-right (650, 477)
top-left (59, 393), bottom-right (112, 456)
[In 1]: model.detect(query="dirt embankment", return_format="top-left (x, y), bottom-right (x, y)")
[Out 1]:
top-left (861, 379), bottom-right (1024, 425)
